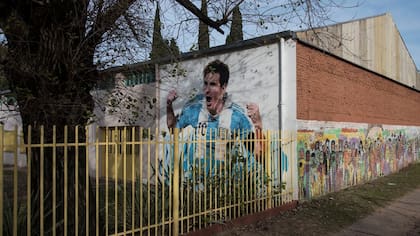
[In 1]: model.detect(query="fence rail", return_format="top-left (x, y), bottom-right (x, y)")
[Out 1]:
top-left (0, 125), bottom-right (296, 236)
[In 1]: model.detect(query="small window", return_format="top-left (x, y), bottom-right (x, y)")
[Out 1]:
top-left (124, 71), bottom-right (155, 86)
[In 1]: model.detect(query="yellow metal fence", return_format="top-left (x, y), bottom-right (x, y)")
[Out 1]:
top-left (0, 125), bottom-right (296, 235)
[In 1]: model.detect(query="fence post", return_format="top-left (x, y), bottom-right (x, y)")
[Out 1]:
top-left (0, 126), bottom-right (3, 235)
top-left (27, 126), bottom-right (32, 236)
top-left (266, 130), bottom-right (272, 209)
top-left (172, 128), bottom-right (180, 236)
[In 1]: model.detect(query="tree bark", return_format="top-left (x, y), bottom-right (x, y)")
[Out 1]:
top-left (2, 1), bottom-right (100, 234)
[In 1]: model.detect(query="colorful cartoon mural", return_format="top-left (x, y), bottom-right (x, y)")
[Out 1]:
top-left (297, 122), bottom-right (420, 200)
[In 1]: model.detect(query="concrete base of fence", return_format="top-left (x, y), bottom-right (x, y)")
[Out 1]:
top-left (186, 200), bottom-right (298, 236)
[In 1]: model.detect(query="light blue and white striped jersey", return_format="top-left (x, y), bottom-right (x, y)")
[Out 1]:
top-left (176, 93), bottom-right (254, 141)
top-left (160, 94), bottom-right (259, 183)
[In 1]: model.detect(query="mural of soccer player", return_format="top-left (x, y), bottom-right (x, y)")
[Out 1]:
top-left (165, 60), bottom-right (264, 176)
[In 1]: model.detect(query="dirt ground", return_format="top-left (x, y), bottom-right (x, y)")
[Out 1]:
top-left (215, 162), bottom-right (420, 236)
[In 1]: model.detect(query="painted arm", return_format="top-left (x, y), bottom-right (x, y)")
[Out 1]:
top-left (246, 103), bottom-right (266, 160)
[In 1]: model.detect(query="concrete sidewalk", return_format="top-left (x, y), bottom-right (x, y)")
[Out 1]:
top-left (333, 187), bottom-right (420, 236)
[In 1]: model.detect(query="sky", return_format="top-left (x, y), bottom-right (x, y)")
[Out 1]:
top-left (1, 1), bottom-right (419, 69)
top-left (203, 0), bottom-right (420, 70)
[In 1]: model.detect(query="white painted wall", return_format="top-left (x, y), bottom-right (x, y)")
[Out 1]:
top-left (280, 38), bottom-right (298, 200)
top-left (0, 102), bottom-right (26, 167)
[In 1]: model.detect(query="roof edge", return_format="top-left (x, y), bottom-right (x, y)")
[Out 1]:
top-left (101, 30), bottom-right (296, 74)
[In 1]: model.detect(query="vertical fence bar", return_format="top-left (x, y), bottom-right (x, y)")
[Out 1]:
top-left (113, 127), bottom-right (118, 234)
top-left (192, 130), bottom-right (196, 229)
top-left (291, 130), bottom-right (297, 202)
top-left (64, 126), bottom-right (68, 236)
top-left (139, 127), bottom-right (143, 234)
top-left (253, 129), bottom-right (257, 213)
top-left (223, 129), bottom-right (227, 222)
top-left (147, 128), bottom-right (151, 236)
top-left (204, 131), bottom-right (208, 227)
top-left (285, 130), bottom-right (288, 202)
top-left (225, 129), bottom-right (228, 220)
top-left (52, 126), bottom-right (57, 236)
top-left (219, 129), bottom-right (225, 221)
top-left (284, 131), bottom-right (288, 201)
top-left (154, 128), bottom-right (158, 236)
top-left (266, 130), bottom-right (272, 209)
top-left (232, 129), bottom-right (237, 219)
top-left (39, 126), bottom-right (44, 235)
top-left (75, 126), bottom-right (79, 236)
top-left (275, 131), bottom-right (281, 206)
top-left (85, 126), bottom-right (89, 236)
top-left (153, 128), bottom-right (158, 236)
top-left (131, 127), bottom-right (135, 236)
top-left (172, 128), bottom-right (180, 236)
top-left (0, 126), bottom-right (2, 236)
top-left (240, 129), bottom-right (245, 217)
top-left (40, 126), bottom-right (45, 235)
top-left (105, 128), bottom-right (109, 236)
top-left (26, 126), bottom-right (31, 236)
top-left (12, 127), bottom-right (18, 236)
top-left (95, 126), bottom-right (99, 236)
top-left (160, 128), bottom-right (166, 236)
top-left (198, 134), bottom-right (203, 229)
top-left (168, 129), bottom-right (172, 236)
top-left (186, 128), bottom-right (192, 234)
top-left (179, 129), bottom-right (183, 235)
top-left (244, 131), bottom-right (248, 216)
top-left (123, 127), bottom-right (127, 234)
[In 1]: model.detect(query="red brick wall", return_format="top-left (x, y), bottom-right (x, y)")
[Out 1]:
top-left (296, 42), bottom-right (420, 126)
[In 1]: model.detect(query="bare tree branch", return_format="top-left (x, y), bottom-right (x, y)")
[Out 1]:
top-left (87, 0), bottom-right (137, 48)
top-left (175, 0), bottom-right (225, 34)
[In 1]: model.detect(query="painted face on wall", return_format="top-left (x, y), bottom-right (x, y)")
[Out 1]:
top-left (306, 150), bottom-right (310, 161)
top-left (203, 72), bottom-right (226, 115)
top-left (331, 140), bottom-right (336, 152)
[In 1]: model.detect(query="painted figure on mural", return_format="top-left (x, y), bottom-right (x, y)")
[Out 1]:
top-left (323, 139), bottom-right (329, 193)
top-left (350, 140), bottom-right (359, 185)
top-left (298, 148), bottom-right (305, 198)
top-left (350, 140), bottom-right (358, 186)
top-left (317, 150), bottom-right (325, 195)
top-left (377, 137), bottom-right (385, 177)
top-left (363, 140), bottom-right (368, 181)
top-left (383, 137), bottom-right (393, 175)
top-left (368, 139), bottom-right (377, 179)
top-left (329, 140), bottom-right (337, 192)
top-left (358, 139), bottom-right (367, 183)
top-left (314, 141), bottom-right (324, 196)
top-left (336, 139), bottom-right (344, 190)
top-left (304, 150), bottom-right (311, 198)
top-left (396, 133), bottom-right (404, 170)
top-left (166, 59), bottom-right (263, 134)
top-left (343, 140), bottom-right (353, 187)
top-left (163, 59), bottom-right (265, 178)
top-left (310, 152), bottom-right (320, 196)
